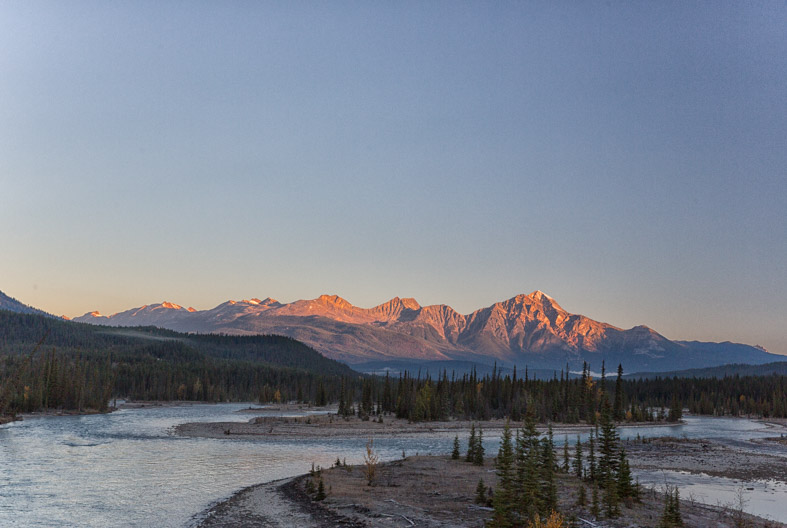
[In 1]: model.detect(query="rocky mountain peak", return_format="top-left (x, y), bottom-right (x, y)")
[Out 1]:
top-left (317, 294), bottom-right (352, 309)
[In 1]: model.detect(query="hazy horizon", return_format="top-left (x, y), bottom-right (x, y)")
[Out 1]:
top-left (2, 2), bottom-right (785, 356)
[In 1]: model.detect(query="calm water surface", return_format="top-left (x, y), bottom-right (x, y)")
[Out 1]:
top-left (0, 405), bottom-right (784, 526)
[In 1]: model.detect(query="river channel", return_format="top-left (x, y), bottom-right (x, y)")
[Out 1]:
top-left (0, 404), bottom-right (784, 526)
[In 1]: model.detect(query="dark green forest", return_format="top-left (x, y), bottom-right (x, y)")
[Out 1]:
top-left (344, 362), bottom-right (786, 423)
top-left (0, 310), bottom-right (356, 415)
top-left (1, 310), bottom-right (785, 422)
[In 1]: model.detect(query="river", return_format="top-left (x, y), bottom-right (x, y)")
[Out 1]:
top-left (0, 404), bottom-right (784, 526)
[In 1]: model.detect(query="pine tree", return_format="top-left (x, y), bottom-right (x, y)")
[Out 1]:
top-left (490, 421), bottom-right (516, 527)
top-left (573, 435), bottom-right (583, 479)
top-left (616, 448), bottom-right (633, 501)
top-left (562, 435), bottom-right (570, 472)
top-left (474, 427), bottom-right (485, 466)
top-left (315, 477), bottom-right (326, 501)
top-left (587, 435), bottom-right (596, 482)
top-left (603, 471), bottom-right (620, 518)
top-left (668, 394), bottom-right (683, 422)
top-left (451, 434), bottom-right (460, 460)
top-left (577, 484), bottom-right (587, 507)
top-left (475, 478), bottom-right (488, 505)
top-left (613, 364), bottom-right (624, 421)
top-left (466, 423), bottom-right (477, 462)
top-left (597, 399), bottom-right (619, 488)
top-left (591, 485), bottom-right (600, 519)
top-left (516, 413), bottom-right (541, 522)
top-left (540, 424), bottom-right (558, 514)
top-left (659, 486), bottom-right (683, 527)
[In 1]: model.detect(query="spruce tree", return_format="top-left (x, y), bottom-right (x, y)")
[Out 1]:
top-left (659, 486), bottom-right (683, 527)
top-left (451, 434), bottom-right (460, 460)
top-left (562, 435), bottom-right (570, 472)
top-left (613, 364), bottom-right (624, 421)
top-left (616, 448), bottom-right (633, 501)
top-left (515, 412), bottom-right (541, 522)
top-left (540, 424), bottom-right (558, 514)
top-left (573, 435), bottom-right (583, 479)
top-left (588, 435), bottom-right (596, 482)
top-left (591, 485), bottom-right (600, 519)
top-left (466, 423), bottom-right (477, 462)
top-left (475, 478), bottom-right (488, 505)
top-left (597, 399), bottom-right (619, 488)
top-left (490, 421), bottom-right (515, 527)
top-left (315, 477), bottom-right (326, 501)
top-left (473, 427), bottom-right (485, 466)
top-left (577, 484), bottom-right (587, 507)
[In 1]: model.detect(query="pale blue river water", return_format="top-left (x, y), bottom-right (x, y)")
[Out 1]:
top-left (0, 404), bottom-right (785, 526)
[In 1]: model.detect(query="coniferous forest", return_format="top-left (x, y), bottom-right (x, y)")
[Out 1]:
top-left (1, 310), bottom-right (785, 422)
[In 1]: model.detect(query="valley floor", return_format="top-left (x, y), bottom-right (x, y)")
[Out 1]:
top-left (188, 413), bottom-right (787, 527)
top-left (198, 454), bottom-right (785, 528)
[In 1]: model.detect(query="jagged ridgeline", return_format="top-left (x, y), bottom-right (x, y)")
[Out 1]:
top-left (0, 310), bottom-right (357, 415)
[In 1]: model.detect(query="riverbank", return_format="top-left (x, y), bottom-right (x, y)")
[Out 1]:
top-left (199, 455), bottom-right (785, 528)
top-left (196, 477), bottom-right (364, 527)
top-left (626, 436), bottom-right (787, 481)
top-left (175, 412), bottom-right (675, 439)
top-left (0, 415), bottom-right (20, 425)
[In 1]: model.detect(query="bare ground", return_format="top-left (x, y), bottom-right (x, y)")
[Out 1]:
top-left (186, 415), bottom-right (786, 527)
top-left (199, 455), bottom-right (784, 528)
top-left (174, 413), bottom-right (670, 440)
top-left (625, 436), bottom-right (787, 481)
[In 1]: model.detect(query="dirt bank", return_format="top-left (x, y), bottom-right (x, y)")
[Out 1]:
top-left (175, 413), bottom-right (672, 440)
top-left (625, 436), bottom-right (787, 481)
top-left (200, 455), bottom-right (784, 527)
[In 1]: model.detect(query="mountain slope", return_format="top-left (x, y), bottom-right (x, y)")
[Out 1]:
top-left (0, 309), bottom-right (355, 378)
top-left (72, 291), bottom-right (780, 372)
top-left (0, 290), bottom-right (52, 317)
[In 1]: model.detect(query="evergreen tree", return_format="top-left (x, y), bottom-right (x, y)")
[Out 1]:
top-left (573, 435), bottom-right (583, 479)
top-left (591, 485), bottom-right (600, 519)
top-left (659, 486), bottom-right (683, 527)
top-left (613, 364), bottom-right (624, 421)
top-left (474, 427), bottom-right (485, 466)
top-left (668, 394), bottom-right (683, 422)
top-left (616, 448), bottom-right (633, 501)
top-left (490, 421), bottom-right (516, 527)
top-left (587, 435), bottom-right (596, 482)
top-left (475, 478), bottom-right (488, 505)
top-left (315, 477), bottom-right (326, 501)
top-left (577, 484), bottom-right (587, 507)
top-left (597, 400), bottom-right (619, 487)
top-left (466, 423), bottom-right (477, 462)
top-left (515, 412), bottom-right (541, 522)
top-left (451, 434), bottom-right (460, 460)
top-left (562, 435), bottom-right (570, 472)
top-left (540, 424), bottom-right (558, 513)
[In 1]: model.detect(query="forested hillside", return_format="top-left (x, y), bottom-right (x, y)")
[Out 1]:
top-left (0, 310), bottom-right (357, 416)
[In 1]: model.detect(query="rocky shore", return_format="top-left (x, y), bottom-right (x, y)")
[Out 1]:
top-left (186, 415), bottom-right (786, 527)
top-left (198, 454), bottom-right (785, 528)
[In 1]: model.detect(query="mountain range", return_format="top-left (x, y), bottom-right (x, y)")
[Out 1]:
top-left (71, 291), bottom-right (779, 373)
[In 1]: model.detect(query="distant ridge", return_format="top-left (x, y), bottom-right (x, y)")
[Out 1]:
top-left (627, 361), bottom-right (787, 380)
top-left (0, 290), bottom-right (53, 318)
top-left (73, 291), bottom-right (781, 373)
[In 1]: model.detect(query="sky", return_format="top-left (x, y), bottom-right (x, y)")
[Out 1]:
top-left (1, 2), bottom-right (785, 356)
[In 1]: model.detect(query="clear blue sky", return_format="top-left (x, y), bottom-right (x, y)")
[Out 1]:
top-left (2, 2), bottom-right (785, 355)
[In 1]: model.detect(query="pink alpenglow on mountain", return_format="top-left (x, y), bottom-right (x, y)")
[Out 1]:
top-left (73, 291), bottom-right (777, 373)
